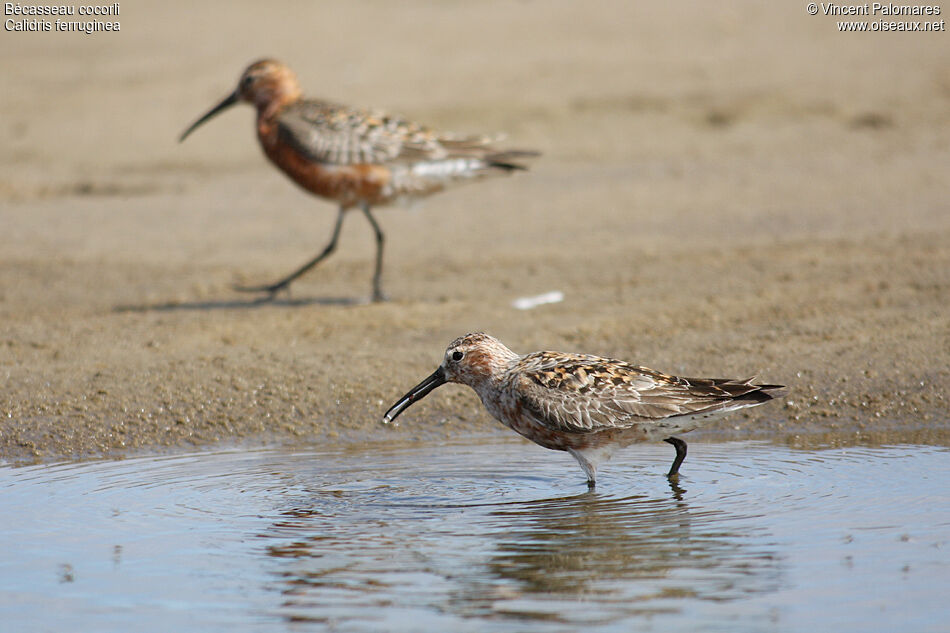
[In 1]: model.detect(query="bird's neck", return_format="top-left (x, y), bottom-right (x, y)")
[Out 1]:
top-left (253, 85), bottom-right (301, 121)
top-left (465, 351), bottom-right (519, 401)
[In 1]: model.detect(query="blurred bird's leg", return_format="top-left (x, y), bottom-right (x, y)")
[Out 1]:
top-left (361, 203), bottom-right (387, 302)
top-left (234, 205), bottom-right (347, 299)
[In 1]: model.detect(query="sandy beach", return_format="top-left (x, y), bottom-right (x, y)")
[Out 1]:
top-left (1, 1), bottom-right (948, 462)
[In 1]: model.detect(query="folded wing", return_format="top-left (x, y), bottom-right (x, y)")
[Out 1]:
top-left (513, 352), bottom-right (784, 434)
top-left (277, 100), bottom-right (508, 166)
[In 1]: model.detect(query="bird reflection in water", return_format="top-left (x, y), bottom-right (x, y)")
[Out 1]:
top-left (258, 480), bottom-right (782, 626)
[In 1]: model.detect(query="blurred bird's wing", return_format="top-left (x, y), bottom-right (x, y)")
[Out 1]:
top-left (277, 100), bottom-right (496, 166)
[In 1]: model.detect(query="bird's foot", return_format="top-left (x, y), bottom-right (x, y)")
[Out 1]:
top-left (232, 281), bottom-right (288, 302)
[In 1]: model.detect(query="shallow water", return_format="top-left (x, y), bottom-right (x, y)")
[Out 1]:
top-left (0, 438), bottom-right (947, 632)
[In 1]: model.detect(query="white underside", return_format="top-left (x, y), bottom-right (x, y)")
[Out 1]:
top-left (565, 406), bottom-right (756, 483)
top-left (567, 446), bottom-right (618, 484)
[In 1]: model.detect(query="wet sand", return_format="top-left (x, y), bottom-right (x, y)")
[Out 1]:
top-left (1, 1), bottom-right (948, 461)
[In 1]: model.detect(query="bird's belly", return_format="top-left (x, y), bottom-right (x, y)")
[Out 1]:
top-left (262, 141), bottom-right (392, 207)
top-left (482, 398), bottom-right (632, 453)
top-left (489, 402), bottom-right (710, 452)
top-left (502, 415), bottom-right (657, 453)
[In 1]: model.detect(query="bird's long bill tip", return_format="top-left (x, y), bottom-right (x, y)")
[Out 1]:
top-left (382, 367), bottom-right (446, 424)
top-left (178, 90), bottom-right (239, 143)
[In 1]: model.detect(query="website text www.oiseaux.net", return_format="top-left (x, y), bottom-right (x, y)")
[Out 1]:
top-left (808, 3), bottom-right (947, 31)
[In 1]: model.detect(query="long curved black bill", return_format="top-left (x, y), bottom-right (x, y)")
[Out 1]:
top-left (383, 367), bottom-right (446, 424)
top-left (179, 90), bottom-right (239, 143)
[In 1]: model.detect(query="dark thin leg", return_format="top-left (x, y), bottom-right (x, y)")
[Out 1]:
top-left (664, 437), bottom-right (688, 478)
top-left (234, 205), bottom-right (346, 298)
top-left (360, 203), bottom-right (387, 302)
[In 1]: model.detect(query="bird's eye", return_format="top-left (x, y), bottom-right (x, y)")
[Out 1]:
top-left (452, 351), bottom-right (464, 362)
top-left (241, 75), bottom-right (254, 89)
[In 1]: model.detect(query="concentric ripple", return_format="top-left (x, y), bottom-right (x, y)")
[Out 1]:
top-left (0, 438), bottom-right (947, 632)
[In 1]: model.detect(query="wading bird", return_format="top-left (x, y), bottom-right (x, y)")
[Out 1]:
top-left (180, 59), bottom-right (538, 301)
top-left (385, 333), bottom-right (786, 487)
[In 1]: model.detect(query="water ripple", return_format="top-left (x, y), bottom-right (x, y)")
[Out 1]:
top-left (0, 439), bottom-right (948, 632)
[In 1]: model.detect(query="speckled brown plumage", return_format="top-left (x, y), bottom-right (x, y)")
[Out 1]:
top-left (384, 332), bottom-right (786, 486)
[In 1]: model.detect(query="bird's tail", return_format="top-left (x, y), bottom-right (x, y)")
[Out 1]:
top-left (714, 378), bottom-right (788, 403)
top-left (485, 150), bottom-right (541, 171)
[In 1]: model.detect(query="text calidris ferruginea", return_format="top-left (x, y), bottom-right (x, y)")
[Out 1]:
top-left (384, 333), bottom-right (786, 487)
top-left (180, 59), bottom-right (538, 302)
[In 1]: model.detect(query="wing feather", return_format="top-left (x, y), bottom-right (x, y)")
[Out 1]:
top-left (511, 352), bottom-right (780, 434)
top-left (276, 100), bottom-right (500, 166)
